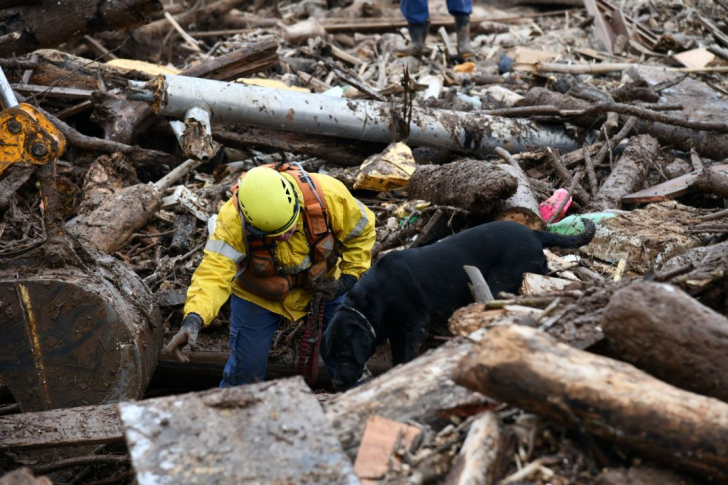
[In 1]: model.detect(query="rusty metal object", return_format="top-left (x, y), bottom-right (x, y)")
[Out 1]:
top-left (119, 377), bottom-right (359, 484)
top-left (0, 241), bottom-right (163, 412)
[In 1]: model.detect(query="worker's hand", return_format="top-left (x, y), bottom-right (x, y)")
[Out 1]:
top-left (164, 313), bottom-right (203, 364)
top-left (312, 274), bottom-right (357, 301)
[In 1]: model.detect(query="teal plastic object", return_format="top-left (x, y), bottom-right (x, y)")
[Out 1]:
top-left (548, 212), bottom-right (617, 235)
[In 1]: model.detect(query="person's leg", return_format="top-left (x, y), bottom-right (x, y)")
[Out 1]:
top-left (400, 0), bottom-right (429, 25)
top-left (447, 0), bottom-right (475, 59)
top-left (398, 0), bottom-right (430, 57)
top-left (320, 293), bottom-right (346, 379)
top-left (220, 295), bottom-right (281, 387)
top-left (446, 0), bottom-right (472, 17)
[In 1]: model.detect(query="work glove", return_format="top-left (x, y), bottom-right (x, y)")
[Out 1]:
top-left (311, 274), bottom-right (357, 301)
top-left (164, 313), bottom-right (203, 364)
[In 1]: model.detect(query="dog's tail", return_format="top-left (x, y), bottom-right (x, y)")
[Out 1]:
top-left (536, 218), bottom-right (596, 249)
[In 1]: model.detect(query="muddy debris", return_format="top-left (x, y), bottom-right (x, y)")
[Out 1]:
top-left (2, 0), bottom-right (728, 483)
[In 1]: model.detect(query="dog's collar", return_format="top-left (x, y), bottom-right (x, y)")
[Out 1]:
top-left (341, 305), bottom-right (376, 339)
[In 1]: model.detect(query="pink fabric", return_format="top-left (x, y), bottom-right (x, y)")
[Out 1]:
top-left (539, 189), bottom-right (572, 223)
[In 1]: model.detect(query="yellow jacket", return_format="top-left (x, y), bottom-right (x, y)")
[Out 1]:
top-left (184, 172), bottom-right (376, 324)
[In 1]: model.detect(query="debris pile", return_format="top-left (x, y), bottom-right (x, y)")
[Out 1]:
top-left (2, 0), bottom-right (728, 483)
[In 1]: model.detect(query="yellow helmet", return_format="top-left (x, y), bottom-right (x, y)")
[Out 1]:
top-left (237, 167), bottom-right (300, 237)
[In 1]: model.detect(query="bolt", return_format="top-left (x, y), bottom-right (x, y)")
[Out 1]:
top-left (31, 143), bottom-right (47, 158)
top-left (7, 120), bottom-right (21, 134)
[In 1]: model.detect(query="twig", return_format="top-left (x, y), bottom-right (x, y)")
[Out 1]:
top-left (31, 455), bottom-right (129, 475)
top-left (546, 148), bottom-right (590, 206)
top-left (592, 117), bottom-right (637, 168)
top-left (583, 144), bottom-right (598, 195)
top-left (484, 105), bottom-right (561, 117)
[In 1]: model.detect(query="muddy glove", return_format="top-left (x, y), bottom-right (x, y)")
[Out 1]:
top-left (312, 274), bottom-right (357, 301)
top-left (164, 313), bottom-right (203, 364)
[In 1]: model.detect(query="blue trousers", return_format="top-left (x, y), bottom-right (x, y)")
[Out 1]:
top-left (220, 294), bottom-right (345, 387)
top-left (400, 0), bottom-right (472, 25)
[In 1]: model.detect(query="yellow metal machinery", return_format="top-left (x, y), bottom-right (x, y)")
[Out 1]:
top-left (0, 68), bottom-right (163, 412)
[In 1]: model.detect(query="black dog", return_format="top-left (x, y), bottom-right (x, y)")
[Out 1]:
top-left (323, 220), bottom-right (596, 390)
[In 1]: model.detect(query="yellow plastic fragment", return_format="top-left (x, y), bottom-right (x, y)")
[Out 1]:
top-left (454, 61), bottom-right (476, 73)
top-left (106, 59), bottom-right (180, 76)
top-left (393, 200), bottom-right (430, 219)
top-left (353, 142), bottom-right (417, 192)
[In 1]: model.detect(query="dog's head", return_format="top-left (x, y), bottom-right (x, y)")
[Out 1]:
top-left (323, 305), bottom-right (376, 391)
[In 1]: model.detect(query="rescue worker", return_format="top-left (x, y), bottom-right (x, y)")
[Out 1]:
top-left (397, 0), bottom-right (474, 59)
top-left (165, 163), bottom-right (375, 387)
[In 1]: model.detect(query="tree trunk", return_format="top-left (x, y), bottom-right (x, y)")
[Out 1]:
top-left (213, 124), bottom-right (385, 167)
top-left (587, 135), bottom-right (658, 211)
top-left (453, 325), bottom-right (728, 482)
top-left (0, 0), bottom-right (163, 57)
top-left (324, 338), bottom-right (493, 459)
top-left (601, 281), bottom-right (728, 403)
top-left (90, 91), bottom-right (156, 145)
top-left (524, 88), bottom-right (728, 160)
top-left (68, 183), bottom-right (162, 254)
top-left (495, 163), bottom-right (546, 230)
top-left (693, 167), bottom-right (728, 198)
top-left (132, 0), bottom-right (247, 40)
top-left (407, 160), bottom-right (517, 218)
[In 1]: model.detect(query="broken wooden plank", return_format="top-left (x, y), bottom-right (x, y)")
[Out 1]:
top-left (519, 273), bottom-right (572, 295)
top-left (0, 404), bottom-right (122, 451)
top-left (444, 411), bottom-right (510, 485)
top-left (621, 164), bottom-right (728, 204)
top-left (453, 325), bottom-right (728, 482)
top-left (10, 83), bottom-right (94, 100)
top-left (353, 415), bottom-right (421, 484)
top-left (179, 36), bottom-right (279, 81)
top-left (119, 377), bottom-right (359, 484)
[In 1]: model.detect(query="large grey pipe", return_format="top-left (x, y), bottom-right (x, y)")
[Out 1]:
top-left (128, 75), bottom-right (579, 155)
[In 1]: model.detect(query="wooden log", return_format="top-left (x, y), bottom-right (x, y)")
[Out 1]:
top-left (443, 411), bottom-right (510, 485)
top-left (693, 167), bottom-right (728, 198)
top-left (493, 148), bottom-right (545, 230)
top-left (452, 325), bottom-right (728, 482)
top-left (179, 36), bottom-right (279, 81)
top-left (324, 338), bottom-right (493, 459)
top-left (213, 124), bottom-right (384, 167)
top-left (601, 281), bottom-right (728, 403)
top-left (169, 212), bottom-right (197, 256)
top-left (596, 465), bottom-right (699, 485)
top-left (587, 135), bottom-right (659, 211)
top-left (524, 87), bottom-right (728, 160)
top-left (407, 160), bottom-right (517, 218)
top-left (0, 404), bottom-right (123, 450)
top-left (68, 183), bottom-right (162, 254)
top-left (133, 0), bottom-right (247, 40)
top-left (90, 91), bottom-right (156, 145)
top-left (0, 0), bottom-right (162, 57)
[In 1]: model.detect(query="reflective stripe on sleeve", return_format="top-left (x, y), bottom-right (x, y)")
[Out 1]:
top-left (343, 199), bottom-right (371, 242)
top-left (205, 239), bottom-right (245, 263)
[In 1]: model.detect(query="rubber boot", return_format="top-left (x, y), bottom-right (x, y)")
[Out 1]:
top-left (454, 14), bottom-right (475, 60)
top-left (397, 22), bottom-right (429, 58)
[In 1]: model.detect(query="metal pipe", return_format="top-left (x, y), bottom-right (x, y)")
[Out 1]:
top-left (128, 75), bottom-right (580, 155)
top-left (0, 66), bottom-right (19, 109)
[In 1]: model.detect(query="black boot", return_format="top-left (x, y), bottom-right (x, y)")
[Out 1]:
top-left (397, 22), bottom-right (429, 58)
top-left (454, 14), bottom-right (475, 60)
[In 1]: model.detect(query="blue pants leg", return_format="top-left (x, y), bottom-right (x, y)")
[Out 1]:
top-left (220, 295), bottom-right (281, 387)
top-left (400, 0), bottom-right (429, 25)
top-left (447, 0), bottom-right (472, 16)
top-left (221, 293), bottom-right (348, 387)
top-left (320, 293), bottom-right (347, 379)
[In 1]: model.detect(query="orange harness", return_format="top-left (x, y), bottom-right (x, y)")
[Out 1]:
top-left (231, 163), bottom-right (338, 301)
